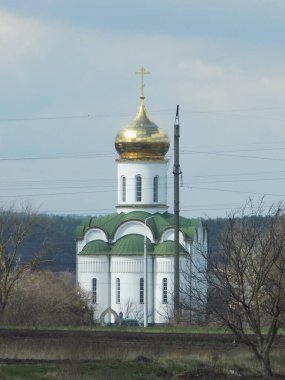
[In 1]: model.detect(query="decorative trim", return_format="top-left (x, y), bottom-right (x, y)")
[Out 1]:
top-left (99, 308), bottom-right (119, 324)
top-left (111, 260), bottom-right (144, 273)
top-left (78, 261), bottom-right (109, 273)
top-left (116, 158), bottom-right (169, 163)
top-left (78, 252), bottom-right (187, 257)
top-left (116, 204), bottom-right (168, 209)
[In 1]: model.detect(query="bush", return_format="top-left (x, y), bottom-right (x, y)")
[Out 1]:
top-left (1, 271), bottom-right (92, 326)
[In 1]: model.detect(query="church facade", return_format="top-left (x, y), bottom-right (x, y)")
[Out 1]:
top-left (76, 72), bottom-right (207, 324)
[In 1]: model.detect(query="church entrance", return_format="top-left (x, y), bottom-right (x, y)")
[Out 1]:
top-left (99, 307), bottom-right (119, 325)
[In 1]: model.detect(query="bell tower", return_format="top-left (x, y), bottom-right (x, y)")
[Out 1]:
top-left (114, 68), bottom-right (170, 214)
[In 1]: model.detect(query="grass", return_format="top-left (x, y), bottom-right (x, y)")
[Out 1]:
top-left (0, 348), bottom-right (285, 380)
top-left (0, 364), bottom-right (51, 380)
top-left (1, 324), bottom-right (283, 336)
top-left (0, 360), bottom-right (189, 380)
top-left (0, 326), bottom-right (284, 378)
top-left (0, 350), bottom-right (284, 380)
top-left (0, 360), bottom-right (266, 380)
top-left (0, 324), bottom-right (231, 334)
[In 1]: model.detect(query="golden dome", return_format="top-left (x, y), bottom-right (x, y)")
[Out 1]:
top-left (115, 99), bottom-right (170, 160)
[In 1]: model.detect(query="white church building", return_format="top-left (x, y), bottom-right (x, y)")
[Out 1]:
top-left (76, 71), bottom-right (207, 324)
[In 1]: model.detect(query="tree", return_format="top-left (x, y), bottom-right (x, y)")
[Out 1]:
top-left (184, 200), bottom-right (285, 379)
top-left (2, 271), bottom-right (92, 326)
top-left (0, 205), bottom-right (45, 316)
top-left (118, 298), bottom-right (143, 323)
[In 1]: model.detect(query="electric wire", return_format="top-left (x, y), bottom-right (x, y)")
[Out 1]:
top-left (0, 108), bottom-right (284, 215)
top-left (0, 144), bottom-right (284, 162)
top-left (1, 105), bottom-right (285, 123)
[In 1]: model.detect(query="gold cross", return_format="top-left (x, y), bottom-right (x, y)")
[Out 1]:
top-left (135, 67), bottom-right (150, 99)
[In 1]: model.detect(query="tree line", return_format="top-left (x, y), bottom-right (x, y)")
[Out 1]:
top-left (11, 212), bottom-right (231, 273)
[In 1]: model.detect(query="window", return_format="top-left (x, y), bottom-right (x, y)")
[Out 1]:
top-left (136, 175), bottom-right (142, 202)
top-left (116, 278), bottom-right (120, 304)
top-left (92, 278), bottom-right (97, 304)
top-left (121, 175), bottom-right (126, 202)
top-left (162, 278), bottom-right (168, 304)
top-left (140, 278), bottom-right (144, 304)
top-left (153, 176), bottom-right (158, 202)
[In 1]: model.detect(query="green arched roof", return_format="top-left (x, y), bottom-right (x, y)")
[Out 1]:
top-left (78, 237), bottom-right (189, 257)
top-left (154, 240), bottom-right (187, 255)
top-left (75, 211), bottom-right (201, 242)
top-left (111, 234), bottom-right (154, 255)
top-left (79, 240), bottom-right (111, 255)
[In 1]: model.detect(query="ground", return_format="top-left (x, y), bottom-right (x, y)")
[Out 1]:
top-left (0, 328), bottom-right (284, 379)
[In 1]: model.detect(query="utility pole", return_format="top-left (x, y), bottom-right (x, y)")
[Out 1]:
top-left (173, 105), bottom-right (181, 323)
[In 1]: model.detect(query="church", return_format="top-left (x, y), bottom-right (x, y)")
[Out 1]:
top-left (76, 69), bottom-right (207, 324)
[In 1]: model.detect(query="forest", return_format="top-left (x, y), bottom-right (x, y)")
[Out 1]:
top-left (15, 213), bottom-right (227, 272)
top-left (17, 213), bottom-right (81, 272)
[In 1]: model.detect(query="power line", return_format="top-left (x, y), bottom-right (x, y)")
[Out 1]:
top-left (0, 112), bottom-right (134, 123)
top-left (0, 174), bottom-right (285, 197)
top-left (0, 169), bottom-right (284, 185)
top-left (0, 138), bottom-right (284, 163)
top-left (185, 185), bottom-right (285, 198)
top-left (0, 148), bottom-right (283, 163)
top-left (182, 147), bottom-right (285, 153)
top-left (182, 150), bottom-right (285, 162)
top-left (180, 140), bottom-right (285, 150)
top-left (1, 105), bottom-right (285, 123)
top-left (0, 153), bottom-right (115, 162)
top-left (1, 176), bottom-right (285, 196)
top-left (184, 177), bottom-right (285, 186)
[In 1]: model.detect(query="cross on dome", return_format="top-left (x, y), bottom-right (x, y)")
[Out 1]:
top-left (135, 67), bottom-right (150, 100)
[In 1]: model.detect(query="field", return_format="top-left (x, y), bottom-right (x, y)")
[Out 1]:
top-left (0, 327), bottom-right (284, 379)
top-left (0, 353), bottom-right (284, 380)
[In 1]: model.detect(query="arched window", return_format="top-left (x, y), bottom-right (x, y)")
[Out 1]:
top-left (121, 175), bottom-right (126, 202)
top-left (140, 278), bottom-right (144, 304)
top-left (116, 278), bottom-right (120, 304)
top-left (136, 175), bottom-right (142, 202)
top-left (162, 278), bottom-right (168, 304)
top-left (92, 278), bottom-right (97, 304)
top-left (153, 176), bottom-right (158, 202)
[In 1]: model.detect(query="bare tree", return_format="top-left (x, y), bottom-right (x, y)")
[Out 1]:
top-left (183, 200), bottom-right (285, 379)
top-left (3, 271), bottom-right (92, 326)
top-left (119, 298), bottom-right (143, 323)
top-left (0, 205), bottom-right (45, 316)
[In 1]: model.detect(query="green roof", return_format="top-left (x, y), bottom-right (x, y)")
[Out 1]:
top-left (80, 234), bottom-right (187, 255)
top-left (75, 225), bottom-right (85, 240)
top-left (79, 237), bottom-right (188, 257)
top-left (111, 234), bottom-right (154, 255)
top-left (76, 211), bottom-right (201, 242)
top-left (154, 240), bottom-right (187, 255)
top-left (79, 240), bottom-right (111, 255)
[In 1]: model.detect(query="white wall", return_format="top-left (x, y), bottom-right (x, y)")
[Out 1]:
top-left (160, 228), bottom-right (185, 246)
top-left (113, 221), bottom-right (154, 242)
top-left (77, 228), bottom-right (108, 252)
top-left (117, 160), bottom-right (168, 213)
top-left (110, 256), bottom-right (153, 324)
top-left (77, 255), bottom-right (110, 318)
top-left (154, 256), bottom-right (174, 323)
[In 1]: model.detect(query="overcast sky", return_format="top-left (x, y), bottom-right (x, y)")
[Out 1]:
top-left (0, 0), bottom-right (285, 218)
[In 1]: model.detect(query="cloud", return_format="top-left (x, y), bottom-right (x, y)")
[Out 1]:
top-left (1, 8), bottom-right (284, 131)
top-left (0, 8), bottom-right (284, 215)
top-left (0, 11), bottom-right (51, 70)
top-left (1, 8), bottom-right (285, 140)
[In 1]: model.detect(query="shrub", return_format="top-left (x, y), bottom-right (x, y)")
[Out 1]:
top-left (1, 270), bottom-right (92, 326)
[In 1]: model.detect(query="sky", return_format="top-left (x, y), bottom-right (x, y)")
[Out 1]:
top-left (0, 0), bottom-right (285, 219)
